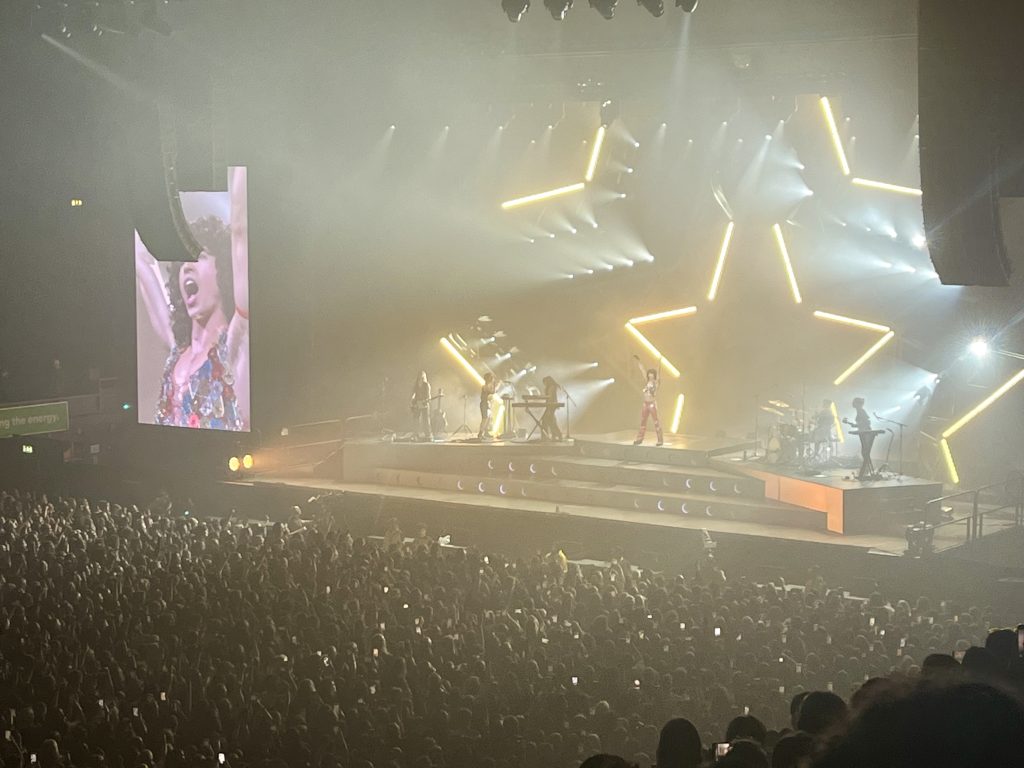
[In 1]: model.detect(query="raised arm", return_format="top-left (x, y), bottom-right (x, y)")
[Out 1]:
top-left (135, 232), bottom-right (175, 351)
top-left (226, 166), bottom-right (250, 429)
top-left (229, 166), bottom-right (249, 324)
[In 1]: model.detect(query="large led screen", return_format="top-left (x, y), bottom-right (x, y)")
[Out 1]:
top-left (135, 167), bottom-right (250, 431)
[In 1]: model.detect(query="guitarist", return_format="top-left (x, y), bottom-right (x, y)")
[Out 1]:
top-left (848, 396), bottom-right (875, 480)
top-left (411, 371), bottom-right (433, 441)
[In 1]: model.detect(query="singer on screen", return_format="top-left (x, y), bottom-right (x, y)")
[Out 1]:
top-left (135, 168), bottom-right (250, 430)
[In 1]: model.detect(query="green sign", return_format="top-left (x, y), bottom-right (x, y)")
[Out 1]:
top-left (0, 401), bottom-right (70, 438)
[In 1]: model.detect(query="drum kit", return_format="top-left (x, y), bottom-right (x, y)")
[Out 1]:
top-left (761, 399), bottom-right (839, 468)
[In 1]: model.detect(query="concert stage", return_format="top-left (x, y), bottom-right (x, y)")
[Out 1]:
top-left (251, 431), bottom-right (956, 556)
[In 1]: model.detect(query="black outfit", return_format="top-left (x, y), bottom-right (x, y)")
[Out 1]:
top-left (854, 406), bottom-right (875, 480)
top-left (479, 381), bottom-right (497, 438)
top-left (412, 379), bottom-right (432, 439)
top-left (540, 381), bottom-right (562, 441)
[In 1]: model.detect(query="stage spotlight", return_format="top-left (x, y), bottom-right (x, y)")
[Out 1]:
top-left (589, 0), bottom-right (618, 19)
top-left (242, 454), bottom-right (254, 470)
top-left (544, 0), bottom-right (573, 18)
top-left (600, 99), bottom-right (619, 127)
top-left (637, 0), bottom-right (665, 16)
top-left (676, 0), bottom-right (698, 10)
top-left (228, 457), bottom-right (241, 473)
top-left (968, 338), bottom-right (990, 358)
top-left (502, 0), bottom-right (530, 21)
top-left (912, 233), bottom-right (928, 249)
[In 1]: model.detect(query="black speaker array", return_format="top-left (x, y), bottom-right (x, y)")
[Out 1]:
top-left (918, 1), bottom-right (1024, 286)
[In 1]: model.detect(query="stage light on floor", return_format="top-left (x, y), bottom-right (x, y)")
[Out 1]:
top-left (440, 337), bottom-right (485, 386)
top-left (968, 338), bottom-right (990, 358)
top-left (819, 97), bottom-right (850, 176)
top-left (676, 0), bottom-right (698, 10)
top-left (629, 307), bottom-right (697, 325)
top-left (228, 457), bottom-right (240, 473)
top-left (833, 331), bottom-right (895, 386)
top-left (707, 221), bottom-right (735, 301)
top-left (851, 178), bottom-right (923, 197)
top-left (939, 438), bottom-right (960, 485)
top-left (242, 454), bottom-right (254, 470)
top-left (589, 0), bottom-right (618, 18)
top-left (624, 323), bottom-right (682, 378)
top-left (502, 0), bottom-right (530, 21)
top-left (772, 224), bottom-right (802, 304)
top-left (543, 0), bottom-right (573, 16)
top-left (671, 394), bottom-right (685, 433)
top-left (943, 368), bottom-right (1024, 439)
top-left (501, 182), bottom-right (585, 210)
top-left (813, 311), bottom-right (890, 334)
top-left (638, 0), bottom-right (665, 16)
top-left (584, 125), bottom-right (606, 182)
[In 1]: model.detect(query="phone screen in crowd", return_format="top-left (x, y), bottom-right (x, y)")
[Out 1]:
top-left (714, 743), bottom-right (732, 759)
top-left (218, 753), bottom-right (226, 764)
top-left (160, 692), bottom-right (167, 702)
top-left (571, 676), bottom-right (579, 686)
top-left (30, 755), bottom-right (37, 765)
top-left (4, 731), bottom-right (10, 742)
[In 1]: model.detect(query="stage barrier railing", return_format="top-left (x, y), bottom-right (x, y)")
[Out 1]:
top-left (910, 474), bottom-right (1024, 555)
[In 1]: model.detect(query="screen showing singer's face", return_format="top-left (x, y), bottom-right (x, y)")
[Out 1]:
top-left (135, 167), bottom-right (250, 431)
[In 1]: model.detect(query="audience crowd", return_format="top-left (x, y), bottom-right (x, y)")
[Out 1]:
top-left (0, 488), bottom-right (1022, 768)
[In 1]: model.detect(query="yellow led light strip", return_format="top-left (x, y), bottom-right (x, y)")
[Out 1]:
top-left (501, 182), bottom-right (586, 210)
top-left (829, 401), bottom-right (845, 444)
top-left (670, 394), bottom-right (685, 433)
top-left (584, 125), bottom-right (606, 183)
top-left (629, 306), bottom-right (698, 325)
top-left (820, 97), bottom-right (851, 177)
top-left (772, 224), bottom-right (803, 304)
top-left (833, 330), bottom-right (895, 386)
top-left (440, 337), bottom-right (485, 386)
top-left (851, 178), bottom-right (923, 197)
top-left (939, 438), bottom-right (960, 485)
top-left (624, 323), bottom-right (682, 378)
top-left (813, 311), bottom-right (891, 334)
top-left (942, 368), bottom-right (1024, 439)
top-left (707, 221), bottom-right (735, 301)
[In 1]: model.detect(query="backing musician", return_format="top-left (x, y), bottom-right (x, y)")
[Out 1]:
top-left (540, 375), bottom-right (563, 442)
top-left (812, 398), bottom-right (835, 458)
top-left (478, 372), bottom-right (499, 440)
top-left (410, 370), bottom-right (433, 441)
top-left (849, 396), bottom-right (875, 480)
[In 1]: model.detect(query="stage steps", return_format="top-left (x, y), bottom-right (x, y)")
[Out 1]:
top-left (535, 456), bottom-right (766, 501)
top-left (373, 467), bottom-right (828, 531)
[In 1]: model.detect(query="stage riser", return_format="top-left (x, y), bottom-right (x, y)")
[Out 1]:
top-left (379, 453), bottom-right (766, 503)
top-left (538, 459), bottom-right (766, 500)
top-left (374, 469), bottom-right (828, 531)
top-left (576, 440), bottom-right (711, 467)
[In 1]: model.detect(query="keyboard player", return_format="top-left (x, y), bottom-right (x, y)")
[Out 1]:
top-left (540, 376), bottom-right (563, 441)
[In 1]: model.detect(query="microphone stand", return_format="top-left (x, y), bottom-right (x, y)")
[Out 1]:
top-left (559, 384), bottom-right (578, 441)
top-left (874, 412), bottom-right (908, 478)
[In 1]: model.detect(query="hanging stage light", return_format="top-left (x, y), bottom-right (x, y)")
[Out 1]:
top-left (502, 0), bottom-right (530, 21)
top-left (638, 0), bottom-right (665, 16)
top-left (676, 0), bottom-right (699, 10)
top-left (544, 0), bottom-right (574, 19)
top-left (589, 0), bottom-right (618, 19)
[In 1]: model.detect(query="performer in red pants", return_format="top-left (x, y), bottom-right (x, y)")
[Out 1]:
top-left (632, 355), bottom-right (663, 446)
